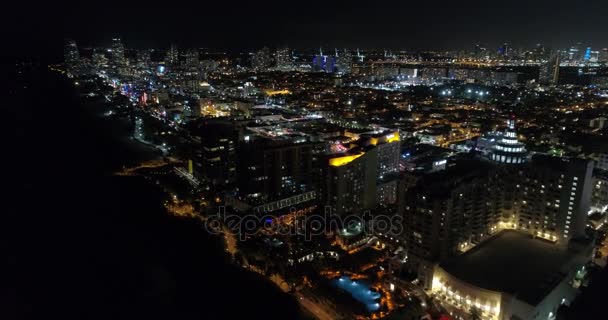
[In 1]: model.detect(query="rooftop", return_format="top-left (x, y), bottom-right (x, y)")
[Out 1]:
top-left (441, 230), bottom-right (590, 305)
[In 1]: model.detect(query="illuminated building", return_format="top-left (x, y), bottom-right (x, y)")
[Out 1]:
top-left (323, 148), bottom-right (377, 216)
top-left (92, 50), bottom-right (108, 68)
top-left (184, 49), bottom-right (200, 69)
top-left (600, 48), bottom-right (608, 62)
top-left (398, 158), bottom-right (497, 285)
top-left (137, 50), bottom-right (151, 69)
top-left (398, 155), bottom-right (593, 287)
top-left (420, 67), bottom-right (448, 82)
top-left (166, 44), bottom-right (179, 66)
top-left (312, 48), bottom-right (336, 73)
top-left (431, 230), bottom-right (592, 320)
top-left (369, 131), bottom-right (401, 205)
top-left (111, 38), bottom-right (126, 66)
top-left (540, 52), bottom-right (561, 84)
top-left (335, 49), bottom-right (353, 74)
top-left (498, 43), bottom-right (509, 57)
top-left (191, 119), bottom-right (239, 186)
top-left (275, 47), bottom-right (293, 71)
top-left (236, 136), bottom-right (321, 202)
top-left (596, 152), bottom-right (608, 171)
top-left (589, 50), bottom-right (599, 63)
top-left (490, 118), bottom-right (527, 164)
top-left (63, 39), bottom-right (79, 69)
top-left (252, 47), bottom-right (273, 71)
top-left (321, 130), bottom-right (402, 214)
top-left (591, 169), bottom-right (608, 214)
top-left (516, 155), bottom-right (594, 244)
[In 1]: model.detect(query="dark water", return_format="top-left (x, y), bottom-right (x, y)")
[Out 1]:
top-left (4, 64), bottom-right (304, 319)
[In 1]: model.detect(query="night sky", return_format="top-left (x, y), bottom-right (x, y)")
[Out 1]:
top-left (3, 0), bottom-right (608, 59)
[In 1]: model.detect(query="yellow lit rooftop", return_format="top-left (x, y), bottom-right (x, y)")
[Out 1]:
top-left (370, 132), bottom-right (400, 145)
top-left (265, 89), bottom-right (291, 96)
top-left (329, 153), bottom-right (364, 166)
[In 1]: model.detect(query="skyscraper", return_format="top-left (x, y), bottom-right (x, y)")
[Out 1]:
top-left (191, 120), bottom-right (239, 187)
top-left (275, 47), bottom-right (293, 71)
top-left (312, 48), bottom-right (336, 73)
top-left (540, 51), bottom-right (561, 84)
top-left (63, 39), bottom-right (79, 69)
top-left (251, 47), bottom-right (273, 71)
top-left (166, 44), bottom-right (179, 66)
top-left (498, 43), bottom-right (509, 57)
top-left (599, 48), bottom-right (608, 63)
top-left (398, 155), bottom-right (594, 287)
top-left (184, 49), bottom-right (200, 69)
top-left (111, 38), bottom-right (126, 66)
top-left (583, 47), bottom-right (592, 62)
top-left (568, 43), bottom-right (583, 62)
top-left (237, 136), bottom-right (319, 202)
top-left (323, 148), bottom-right (378, 216)
top-left (137, 49), bottom-right (151, 69)
top-left (335, 49), bottom-right (353, 74)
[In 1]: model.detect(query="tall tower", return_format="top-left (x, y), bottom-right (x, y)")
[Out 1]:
top-left (184, 49), bottom-right (200, 68)
top-left (252, 47), bottom-right (272, 70)
top-left (63, 39), bottom-right (79, 68)
top-left (336, 49), bottom-right (353, 74)
top-left (111, 38), bottom-right (126, 66)
top-left (166, 44), bottom-right (179, 66)
top-left (540, 52), bottom-right (561, 85)
top-left (275, 47), bottom-right (292, 71)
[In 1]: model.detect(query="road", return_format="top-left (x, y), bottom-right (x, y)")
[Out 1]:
top-left (294, 292), bottom-right (337, 320)
top-left (114, 158), bottom-right (179, 176)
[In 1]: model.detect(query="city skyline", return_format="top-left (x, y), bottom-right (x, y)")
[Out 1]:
top-left (8, 2), bottom-right (608, 320)
top-left (5, 0), bottom-right (608, 59)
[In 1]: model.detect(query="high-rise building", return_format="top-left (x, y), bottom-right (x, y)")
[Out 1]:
top-left (323, 148), bottom-right (378, 216)
top-left (398, 158), bottom-right (495, 282)
top-left (237, 136), bottom-right (320, 202)
top-left (92, 50), bottom-right (109, 68)
top-left (600, 48), bottom-right (608, 63)
top-left (398, 155), bottom-right (594, 286)
top-left (335, 49), bottom-right (353, 74)
top-left (474, 44), bottom-right (488, 60)
top-left (498, 43), bottom-right (509, 57)
top-left (111, 38), bottom-right (126, 66)
top-left (275, 47), bottom-right (293, 71)
top-left (583, 47), bottom-right (592, 62)
top-left (322, 130), bottom-right (401, 214)
top-left (540, 52), bottom-right (561, 84)
top-left (312, 48), bottom-right (336, 73)
top-left (568, 43), bottom-right (583, 62)
top-left (597, 153), bottom-right (608, 171)
top-left (591, 169), bottom-right (608, 213)
top-left (166, 44), bottom-right (179, 66)
top-left (184, 49), bottom-right (200, 69)
top-left (63, 39), bottom-right (79, 69)
top-left (251, 47), bottom-right (273, 71)
top-left (191, 120), bottom-right (240, 187)
top-left (516, 156), bottom-right (594, 243)
top-left (137, 50), bottom-right (151, 69)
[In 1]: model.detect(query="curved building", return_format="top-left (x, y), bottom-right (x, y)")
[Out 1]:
top-left (491, 119), bottom-right (527, 164)
top-left (430, 231), bottom-right (592, 320)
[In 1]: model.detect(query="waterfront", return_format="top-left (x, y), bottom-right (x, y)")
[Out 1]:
top-left (7, 63), bottom-right (304, 319)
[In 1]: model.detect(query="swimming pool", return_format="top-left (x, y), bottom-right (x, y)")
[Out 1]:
top-left (331, 276), bottom-right (381, 312)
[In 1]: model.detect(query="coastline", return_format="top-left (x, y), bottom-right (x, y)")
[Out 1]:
top-left (11, 67), bottom-right (305, 319)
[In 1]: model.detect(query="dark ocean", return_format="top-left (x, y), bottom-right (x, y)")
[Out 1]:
top-left (4, 63), bottom-right (304, 320)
